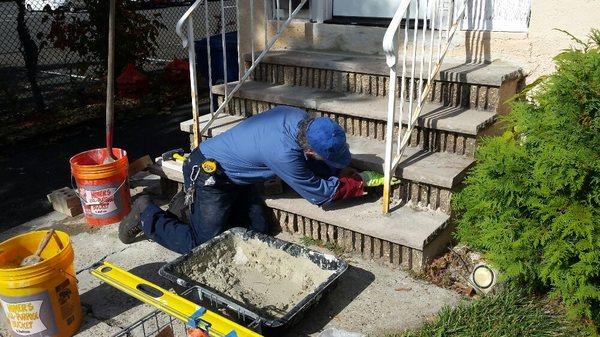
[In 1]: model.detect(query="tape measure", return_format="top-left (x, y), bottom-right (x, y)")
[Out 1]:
top-left (201, 159), bottom-right (218, 174)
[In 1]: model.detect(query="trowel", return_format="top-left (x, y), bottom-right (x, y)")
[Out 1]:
top-left (20, 229), bottom-right (55, 267)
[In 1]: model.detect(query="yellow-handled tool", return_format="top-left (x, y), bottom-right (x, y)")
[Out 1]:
top-left (91, 261), bottom-right (262, 337)
top-left (162, 148), bottom-right (187, 163)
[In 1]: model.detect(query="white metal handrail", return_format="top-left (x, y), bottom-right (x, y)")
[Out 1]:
top-left (176, 0), bottom-right (307, 148)
top-left (381, 0), bottom-right (467, 213)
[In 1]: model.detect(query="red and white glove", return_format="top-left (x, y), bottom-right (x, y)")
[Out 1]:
top-left (331, 173), bottom-right (365, 201)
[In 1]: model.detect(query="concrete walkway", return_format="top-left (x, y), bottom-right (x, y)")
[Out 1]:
top-left (0, 173), bottom-right (460, 337)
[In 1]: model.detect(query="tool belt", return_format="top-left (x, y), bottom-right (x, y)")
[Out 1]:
top-left (182, 148), bottom-right (231, 190)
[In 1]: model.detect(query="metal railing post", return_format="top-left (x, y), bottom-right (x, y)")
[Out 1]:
top-left (382, 0), bottom-right (467, 213)
top-left (264, 0), bottom-right (268, 48)
top-left (203, 0), bottom-right (215, 116)
top-left (187, 18), bottom-right (201, 149)
top-left (220, 0), bottom-right (228, 101)
top-left (250, 0), bottom-right (255, 62)
top-left (382, 66), bottom-right (397, 213)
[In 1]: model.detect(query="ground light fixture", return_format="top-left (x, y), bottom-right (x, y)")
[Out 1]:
top-left (470, 263), bottom-right (497, 293)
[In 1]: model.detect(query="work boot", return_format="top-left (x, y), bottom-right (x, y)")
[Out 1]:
top-left (167, 190), bottom-right (190, 224)
top-left (118, 194), bottom-right (152, 244)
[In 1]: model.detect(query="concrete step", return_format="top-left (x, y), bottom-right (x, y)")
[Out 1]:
top-left (151, 157), bottom-right (452, 271)
top-left (347, 136), bottom-right (474, 190)
top-left (211, 81), bottom-right (495, 155)
top-left (246, 50), bottom-right (524, 113)
top-left (180, 113), bottom-right (244, 136)
top-left (249, 50), bottom-right (522, 86)
top-left (181, 113), bottom-right (474, 190)
top-left (268, 190), bottom-right (452, 271)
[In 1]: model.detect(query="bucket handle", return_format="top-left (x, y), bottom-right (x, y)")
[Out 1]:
top-left (70, 175), bottom-right (128, 206)
top-left (60, 268), bottom-right (79, 284)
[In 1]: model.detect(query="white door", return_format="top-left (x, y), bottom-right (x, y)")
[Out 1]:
top-left (461, 0), bottom-right (531, 32)
top-left (333, 0), bottom-right (399, 18)
top-left (325, 0), bottom-right (531, 32)
top-left (332, 0), bottom-right (429, 19)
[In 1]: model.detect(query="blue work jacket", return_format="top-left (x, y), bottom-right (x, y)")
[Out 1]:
top-left (199, 106), bottom-right (340, 205)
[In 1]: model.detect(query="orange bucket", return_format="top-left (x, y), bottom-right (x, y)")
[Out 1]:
top-left (70, 148), bottom-right (131, 226)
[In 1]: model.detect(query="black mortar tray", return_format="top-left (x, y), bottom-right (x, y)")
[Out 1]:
top-left (159, 227), bottom-right (348, 334)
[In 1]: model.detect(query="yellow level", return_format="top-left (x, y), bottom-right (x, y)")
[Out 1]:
top-left (90, 261), bottom-right (263, 337)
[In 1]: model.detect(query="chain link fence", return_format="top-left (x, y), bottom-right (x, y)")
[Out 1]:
top-left (0, 0), bottom-right (237, 132)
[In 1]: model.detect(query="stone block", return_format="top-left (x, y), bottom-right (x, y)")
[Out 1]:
top-left (401, 246), bottom-right (412, 269)
top-left (363, 235), bottom-right (373, 260)
top-left (47, 187), bottom-right (83, 217)
top-left (327, 224), bottom-right (336, 244)
top-left (392, 243), bottom-right (402, 266)
top-left (353, 232), bottom-right (363, 253)
top-left (373, 238), bottom-right (382, 260)
top-left (381, 240), bottom-right (392, 265)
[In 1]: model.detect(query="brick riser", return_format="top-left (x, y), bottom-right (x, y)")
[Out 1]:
top-left (394, 181), bottom-right (453, 214)
top-left (247, 62), bottom-right (501, 112)
top-left (216, 95), bottom-right (478, 156)
top-left (270, 208), bottom-right (426, 271)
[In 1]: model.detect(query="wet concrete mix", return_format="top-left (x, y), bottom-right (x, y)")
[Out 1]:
top-left (175, 236), bottom-right (334, 320)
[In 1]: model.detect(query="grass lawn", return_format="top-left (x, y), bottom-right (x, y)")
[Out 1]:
top-left (391, 288), bottom-right (597, 337)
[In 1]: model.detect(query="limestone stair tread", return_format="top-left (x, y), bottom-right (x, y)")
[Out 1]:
top-left (211, 80), bottom-right (497, 135)
top-left (180, 114), bottom-right (244, 136)
top-left (246, 49), bottom-right (523, 86)
top-left (180, 114), bottom-right (474, 189)
top-left (266, 190), bottom-right (449, 250)
top-left (152, 158), bottom-right (449, 251)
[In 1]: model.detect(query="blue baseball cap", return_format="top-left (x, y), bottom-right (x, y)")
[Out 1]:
top-left (306, 117), bottom-right (351, 169)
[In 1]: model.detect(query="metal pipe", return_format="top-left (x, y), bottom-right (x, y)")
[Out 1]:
top-left (276, 0), bottom-right (281, 26)
top-left (447, 0), bottom-right (455, 41)
top-left (407, 1), bottom-right (419, 138)
top-left (428, 0), bottom-right (437, 79)
top-left (204, 0), bottom-right (215, 115)
top-left (418, 0), bottom-right (428, 104)
top-left (382, 67), bottom-right (397, 214)
top-left (187, 18), bottom-right (201, 148)
top-left (236, 0), bottom-right (241, 80)
top-left (250, 0), bottom-right (255, 62)
top-left (396, 10), bottom-right (410, 154)
top-left (105, 0), bottom-right (116, 160)
top-left (381, 0), bottom-right (412, 213)
top-left (382, 0), bottom-right (412, 67)
top-left (437, 0), bottom-right (443, 61)
top-left (176, 0), bottom-right (205, 48)
top-left (220, 0), bottom-right (228, 101)
top-left (264, 0), bottom-right (268, 49)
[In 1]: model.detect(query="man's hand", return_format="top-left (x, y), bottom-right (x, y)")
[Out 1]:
top-left (359, 171), bottom-right (400, 187)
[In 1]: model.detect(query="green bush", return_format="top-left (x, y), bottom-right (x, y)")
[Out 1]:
top-left (452, 30), bottom-right (600, 326)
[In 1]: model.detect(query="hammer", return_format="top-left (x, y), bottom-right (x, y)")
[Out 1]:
top-left (162, 148), bottom-right (186, 162)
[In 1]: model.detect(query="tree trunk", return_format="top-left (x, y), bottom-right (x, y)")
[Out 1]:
top-left (14, 0), bottom-right (45, 112)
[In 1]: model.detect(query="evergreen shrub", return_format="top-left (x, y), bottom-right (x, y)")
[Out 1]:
top-left (452, 30), bottom-right (600, 325)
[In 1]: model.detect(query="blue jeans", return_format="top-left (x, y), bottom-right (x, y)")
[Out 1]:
top-left (140, 150), bottom-right (269, 254)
